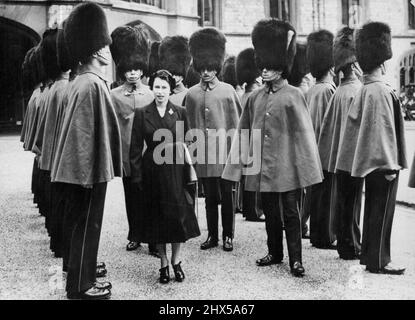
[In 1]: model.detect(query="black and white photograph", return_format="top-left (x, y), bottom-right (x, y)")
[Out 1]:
top-left (1, 0), bottom-right (415, 306)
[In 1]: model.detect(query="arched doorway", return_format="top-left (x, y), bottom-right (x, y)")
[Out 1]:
top-left (0, 17), bottom-right (40, 130)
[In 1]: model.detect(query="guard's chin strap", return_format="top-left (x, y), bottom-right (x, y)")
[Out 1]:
top-left (287, 30), bottom-right (295, 50)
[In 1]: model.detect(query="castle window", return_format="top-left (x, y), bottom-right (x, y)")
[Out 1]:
top-left (269, 0), bottom-right (291, 21)
top-left (198, 0), bottom-right (220, 27)
top-left (409, 0), bottom-right (415, 29)
top-left (342, 0), bottom-right (361, 27)
top-left (128, 0), bottom-right (164, 9)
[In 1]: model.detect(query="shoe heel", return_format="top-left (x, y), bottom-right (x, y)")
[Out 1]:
top-left (172, 262), bottom-right (185, 282)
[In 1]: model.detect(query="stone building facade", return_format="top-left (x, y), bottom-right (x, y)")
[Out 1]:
top-left (1, 0), bottom-right (415, 128)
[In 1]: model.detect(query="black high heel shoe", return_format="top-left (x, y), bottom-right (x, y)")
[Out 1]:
top-left (172, 262), bottom-right (185, 282)
top-left (159, 266), bottom-right (170, 284)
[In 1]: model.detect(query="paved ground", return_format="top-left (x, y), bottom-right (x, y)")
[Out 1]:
top-left (1, 134), bottom-right (415, 300)
top-left (398, 122), bottom-right (415, 206)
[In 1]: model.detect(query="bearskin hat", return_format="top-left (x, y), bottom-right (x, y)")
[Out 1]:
top-left (356, 22), bottom-right (392, 73)
top-left (220, 55), bottom-right (237, 88)
top-left (333, 27), bottom-right (357, 73)
top-left (22, 47), bottom-right (37, 91)
top-left (252, 19), bottom-right (296, 78)
top-left (57, 20), bottom-right (74, 73)
top-left (189, 28), bottom-right (226, 74)
top-left (64, 2), bottom-right (111, 64)
top-left (110, 25), bottom-right (149, 76)
top-left (184, 63), bottom-right (201, 88)
top-left (159, 36), bottom-right (191, 78)
top-left (288, 42), bottom-right (309, 87)
top-left (236, 48), bottom-right (260, 86)
top-left (147, 41), bottom-right (161, 77)
top-left (306, 29), bottom-right (334, 79)
top-left (31, 44), bottom-right (46, 84)
top-left (40, 28), bottom-right (60, 81)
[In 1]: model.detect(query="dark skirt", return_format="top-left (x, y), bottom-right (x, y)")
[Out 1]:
top-left (137, 153), bottom-right (200, 244)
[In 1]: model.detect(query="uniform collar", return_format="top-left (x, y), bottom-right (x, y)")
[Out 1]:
top-left (200, 76), bottom-right (219, 91)
top-left (363, 74), bottom-right (383, 85)
top-left (264, 79), bottom-right (287, 94)
top-left (122, 82), bottom-right (148, 95)
top-left (78, 64), bottom-right (109, 83)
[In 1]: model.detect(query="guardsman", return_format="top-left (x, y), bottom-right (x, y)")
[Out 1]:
top-left (305, 30), bottom-right (337, 249)
top-left (318, 27), bottom-right (363, 260)
top-left (51, 2), bottom-right (122, 299)
top-left (336, 22), bottom-right (407, 274)
top-left (235, 48), bottom-right (264, 222)
top-left (223, 18), bottom-right (323, 277)
top-left (159, 36), bottom-right (191, 106)
top-left (110, 25), bottom-right (154, 252)
top-left (186, 28), bottom-right (242, 252)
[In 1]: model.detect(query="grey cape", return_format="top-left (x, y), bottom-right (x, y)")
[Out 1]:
top-left (318, 78), bottom-right (362, 172)
top-left (307, 81), bottom-right (336, 140)
top-left (336, 75), bottom-right (407, 177)
top-left (222, 81), bottom-right (323, 193)
top-left (110, 83), bottom-right (154, 177)
top-left (51, 65), bottom-right (122, 185)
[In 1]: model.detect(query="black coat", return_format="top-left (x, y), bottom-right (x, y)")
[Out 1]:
top-left (130, 101), bottom-right (200, 243)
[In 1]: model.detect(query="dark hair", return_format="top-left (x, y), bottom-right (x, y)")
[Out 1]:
top-left (149, 69), bottom-right (176, 95)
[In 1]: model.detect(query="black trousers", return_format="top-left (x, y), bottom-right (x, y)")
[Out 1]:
top-left (50, 182), bottom-right (65, 258)
top-left (31, 157), bottom-right (39, 203)
top-left (243, 191), bottom-right (264, 220)
top-left (360, 171), bottom-right (399, 271)
top-left (65, 183), bottom-right (107, 294)
top-left (201, 177), bottom-right (235, 241)
top-left (301, 187), bottom-right (311, 236)
top-left (334, 171), bottom-right (363, 258)
top-left (122, 177), bottom-right (141, 242)
top-left (261, 190), bottom-right (302, 267)
top-left (309, 171), bottom-right (336, 247)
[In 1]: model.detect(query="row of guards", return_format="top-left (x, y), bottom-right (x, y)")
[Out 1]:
top-left (19, 1), bottom-right (415, 300)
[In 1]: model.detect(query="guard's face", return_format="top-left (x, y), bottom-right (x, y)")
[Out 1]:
top-left (261, 69), bottom-right (282, 82)
top-left (125, 69), bottom-right (143, 84)
top-left (200, 69), bottom-right (217, 83)
top-left (153, 77), bottom-right (170, 104)
top-left (95, 46), bottom-right (111, 66)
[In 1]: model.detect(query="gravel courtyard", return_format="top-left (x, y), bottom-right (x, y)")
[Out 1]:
top-left (1, 133), bottom-right (415, 300)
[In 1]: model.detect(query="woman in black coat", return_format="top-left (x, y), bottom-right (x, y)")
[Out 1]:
top-left (130, 70), bottom-right (200, 283)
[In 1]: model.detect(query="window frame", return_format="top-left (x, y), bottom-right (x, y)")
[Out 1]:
top-left (264, 0), bottom-right (297, 29)
top-left (198, 0), bottom-right (222, 28)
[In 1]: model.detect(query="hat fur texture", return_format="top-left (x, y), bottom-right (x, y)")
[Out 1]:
top-left (236, 48), bottom-right (260, 86)
top-left (356, 21), bottom-right (392, 73)
top-left (41, 28), bottom-right (60, 80)
top-left (22, 47), bottom-right (37, 91)
top-left (57, 20), bottom-right (74, 73)
top-left (148, 41), bottom-right (161, 76)
top-left (288, 42), bottom-right (309, 87)
top-left (251, 18), bottom-right (297, 78)
top-left (159, 36), bottom-right (191, 78)
top-left (189, 28), bottom-right (226, 73)
top-left (221, 55), bottom-right (237, 88)
top-left (333, 27), bottom-right (357, 73)
top-left (184, 63), bottom-right (201, 88)
top-left (64, 2), bottom-right (111, 63)
top-left (110, 25), bottom-right (149, 75)
top-left (307, 29), bottom-right (334, 79)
